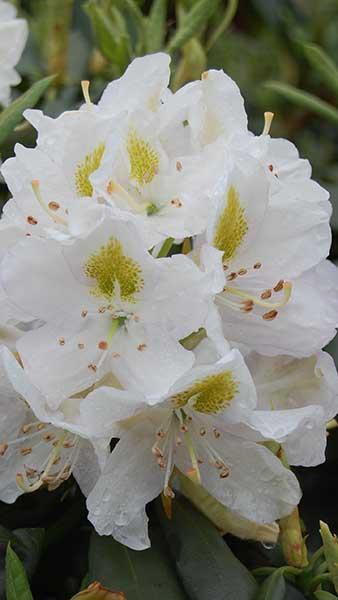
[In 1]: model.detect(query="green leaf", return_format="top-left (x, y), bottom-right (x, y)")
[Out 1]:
top-left (265, 81), bottom-right (338, 124)
top-left (314, 592), bottom-right (338, 599)
top-left (85, 526), bottom-right (188, 599)
top-left (13, 528), bottom-right (45, 578)
top-left (84, 1), bottom-right (131, 72)
top-left (255, 569), bottom-right (286, 600)
top-left (156, 495), bottom-right (258, 599)
top-left (166, 0), bottom-right (220, 54)
top-left (5, 544), bottom-right (33, 600)
top-left (146, 0), bottom-right (168, 53)
top-left (302, 43), bottom-right (338, 97)
top-left (0, 75), bottom-right (55, 147)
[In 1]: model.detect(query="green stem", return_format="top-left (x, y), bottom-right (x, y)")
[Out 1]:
top-left (206, 0), bottom-right (238, 51)
top-left (157, 237), bottom-right (174, 258)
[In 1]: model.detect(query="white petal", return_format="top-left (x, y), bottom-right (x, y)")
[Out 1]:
top-left (87, 419), bottom-right (164, 533)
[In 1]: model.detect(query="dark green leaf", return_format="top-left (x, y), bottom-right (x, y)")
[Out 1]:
top-left (156, 495), bottom-right (257, 599)
top-left (265, 81), bottom-right (338, 124)
top-left (5, 544), bottom-right (33, 600)
top-left (0, 75), bottom-right (55, 147)
top-left (146, 0), bottom-right (168, 53)
top-left (255, 569), bottom-right (286, 600)
top-left (166, 0), bottom-right (220, 54)
top-left (85, 525), bottom-right (188, 599)
top-left (13, 528), bottom-right (45, 578)
top-left (302, 43), bottom-right (338, 97)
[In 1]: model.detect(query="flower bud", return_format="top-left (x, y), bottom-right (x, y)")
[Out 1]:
top-left (319, 521), bottom-right (338, 593)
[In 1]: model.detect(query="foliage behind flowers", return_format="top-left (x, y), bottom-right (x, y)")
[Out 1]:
top-left (1, 1), bottom-right (338, 599)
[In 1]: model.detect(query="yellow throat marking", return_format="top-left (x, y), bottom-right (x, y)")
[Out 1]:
top-left (213, 185), bottom-right (248, 262)
top-left (127, 129), bottom-right (159, 187)
top-left (75, 143), bottom-right (105, 197)
top-left (84, 237), bottom-right (144, 302)
top-left (171, 371), bottom-right (239, 415)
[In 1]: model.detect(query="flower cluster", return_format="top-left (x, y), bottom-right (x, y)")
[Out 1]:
top-left (0, 0), bottom-right (27, 106)
top-left (0, 52), bottom-right (337, 550)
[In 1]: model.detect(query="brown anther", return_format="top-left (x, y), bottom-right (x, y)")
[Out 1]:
top-left (226, 272), bottom-right (237, 281)
top-left (88, 363), bottom-right (97, 372)
top-left (48, 201), bottom-right (60, 211)
top-left (112, 352), bottom-right (120, 358)
top-left (26, 233), bottom-right (31, 236)
top-left (157, 458), bottom-right (166, 469)
top-left (52, 440), bottom-right (59, 447)
top-left (213, 428), bottom-right (221, 439)
top-left (223, 264), bottom-right (228, 271)
top-left (262, 309), bottom-right (278, 321)
top-left (98, 306), bottom-right (106, 313)
top-left (238, 268), bottom-right (247, 276)
top-left (215, 460), bottom-right (224, 469)
top-left (106, 180), bottom-right (114, 194)
top-left (253, 262), bottom-right (262, 269)
top-left (197, 458), bottom-right (204, 465)
top-left (170, 198), bottom-right (182, 208)
top-left (41, 475), bottom-right (56, 484)
top-left (63, 440), bottom-right (75, 448)
top-left (137, 343), bottom-right (147, 352)
top-left (220, 468), bottom-right (230, 478)
top-left (27, 216), bottom-right (38, 225)
top-left (98, 340), bottom-right (108, 350)
top-left (25, 467), bottom-right (37, 478)
top-left (0, 443), bottom-right (8, 456)
top-left (43, 433), bottom-right (55, 442)
top-left (274, 279), bottom-right (284, 293)
top-left (180, 424), bottom-right (188, 433)
top-left (37, 423), bottom-right (46, 431)
top-left (268, 164), bottom-right (274, 172)
top-left (152, 446), bottom-right (163, 458)
top-left (261, 289), bottom-right (272, 300)
top-left (20, 447), bottom-right (32, 456)
top-left (199, 428), bottom-right (206, 436)
top-left (164, 486), bottom-right (175, 498)
top-left (78, 343), bottom-right (85, 350)
top-left (53, 457), bottom-right (61, 465)
top-left (241, 300), bottom-right (254, 313)
top-left (58, 337), bottom-right (65, 346)
top-left (156, 429), bottom-right (165, 439)
top-left (176, 161), bottom-right (183, 172)
top-left (21, 424), bottom-right (32, 434)
top-left (81, 309), bottom-right (88, 318)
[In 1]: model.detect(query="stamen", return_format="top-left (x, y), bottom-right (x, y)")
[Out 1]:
top-left (31, 180), bottom-right (67, 226)
top-left (81, 80), bottom-right (92, 105)
top-left (262, 309), bottom-right (278, 321)
top-left (0, 443), bottom-right (8, 456)
top-left (223, 281), bottom-right (292, 310)
top-left (106, 179), bottom-right (147, 213)
top-left (262, 111), bottom-right (274, 135)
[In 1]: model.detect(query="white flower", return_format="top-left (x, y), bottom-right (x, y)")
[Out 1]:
top-left (91, 54), bottom-right (227, 247)
top-left (0, 345), bottom-right (101, 502)
top-left (1, 105), bottom-right (119, 240)
top-left (79, 349), bottom-right (300, 548)
top-left (0, 211), bottom-right (213, 406)
top-left (243, 350), bottom-right (338, 467)
top-left (199, 152), bottom-right (337, 356)
top-left (0, 1), bottom-right (27, 106)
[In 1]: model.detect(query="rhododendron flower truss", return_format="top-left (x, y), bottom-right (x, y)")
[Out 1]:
top-left (0, 213), bottom-right (213, 406)
top-left (81, 349), bottom-right (301, 549)
top-left (0, 0), bottom-right (27, 106)
top-left (200, 153), bottom-right (338, 356)
top-left (0, 346), bottom-right (99, 502)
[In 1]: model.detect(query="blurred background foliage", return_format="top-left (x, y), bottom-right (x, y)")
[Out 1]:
top-left (1, 1), bottom-right (338, 598)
